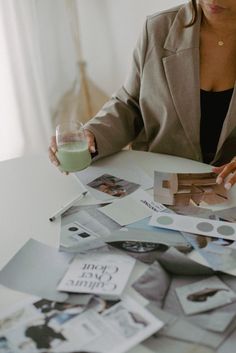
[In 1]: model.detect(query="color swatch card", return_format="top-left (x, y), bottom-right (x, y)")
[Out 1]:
top-left (57, 251), bottom-right (136, 297)
top-left (149, 212), bottom-right (236, 240)
top-left (175, 276), bottom-right (236, 315)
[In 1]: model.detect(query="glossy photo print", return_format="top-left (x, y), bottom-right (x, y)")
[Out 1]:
top-left (175, 276), bottom-right (236, 315)
top-left (87, 174), bottom-right (139, 198)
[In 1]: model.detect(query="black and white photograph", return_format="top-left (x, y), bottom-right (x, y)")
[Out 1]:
top-left (0, 296), bottom-right (163, 353)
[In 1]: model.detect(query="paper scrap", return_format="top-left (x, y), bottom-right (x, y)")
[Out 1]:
top-left (175, 276), bottom-right (236, 315)
top-left (99, 189), bottom-right (166, 226)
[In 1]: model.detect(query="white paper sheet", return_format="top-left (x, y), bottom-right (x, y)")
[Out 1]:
top-left (76, 166), bottom-right (153, 202)
top-left (0, 295), bottom-right (163, 353)
top-left (57, 250), bottom-right (136, 297)
top-left (99, 189), bottom-right (166, 226)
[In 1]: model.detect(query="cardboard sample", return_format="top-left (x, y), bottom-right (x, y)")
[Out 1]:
top-left (154, 171), bottom-right (228, 206)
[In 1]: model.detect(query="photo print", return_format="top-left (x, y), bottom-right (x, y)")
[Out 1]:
top-left (102, 301), bottom-right (149, 338)
top-left (60, 204), bottom-right (122, 253)
top-left (183, 233), bottom-right (236, 272)
top-left (175, 276), bottom-right (236, 315)
top-left (0, 296), bottom-right (163, 353)
top-left (154, 171), bottom-right (228, 206)
top-left (0, 298), bottom-right (101, 352)
top-left (87, 174), bottom-right (139, 198)
top-left (109, 241), bottom-right (168, 264)
top-left (60, 221), bottom-right (98, 251)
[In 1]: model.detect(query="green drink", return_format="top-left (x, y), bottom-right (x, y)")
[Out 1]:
top-left (57, 141), bottom-right (91, 172)
top-left (56, 121), bottom-right (92, 173)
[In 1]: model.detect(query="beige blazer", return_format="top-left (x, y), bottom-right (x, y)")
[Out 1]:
top-left (86, 2), bottom-right (236, 165)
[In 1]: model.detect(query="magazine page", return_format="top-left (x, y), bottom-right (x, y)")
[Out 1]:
top-left (0, 296), bottom-right (163, 353)
top-left (57, 250), bottom-right (136, 297)
top-left (60, 204), bottom-right (122, 253)
top-left (81, 295), bottom-right (164, 353)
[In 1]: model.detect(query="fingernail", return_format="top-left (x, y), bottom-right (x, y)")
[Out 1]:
top-left (90, 146), bottom-right (96, 153)
top-left (216, 176), bottom-right (223, 184)
top-left (224, 182), bottom-right (232, 190)
top-left (53, 161), bottom-right (59, 166)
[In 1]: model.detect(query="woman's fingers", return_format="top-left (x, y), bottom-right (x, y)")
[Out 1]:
top-left (85, 129), bottom-right (96, 154)
top-left (48, 136), bottom-right (59, 167)
top-left (212, 158), bottom-right (236, 189)
top-left (48, 131), bottom-right (96, 175)
top-left (225, 171), bottom-right (236, 189)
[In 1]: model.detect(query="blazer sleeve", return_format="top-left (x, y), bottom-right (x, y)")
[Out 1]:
top-left (84, 19), bottom-right (149, 160)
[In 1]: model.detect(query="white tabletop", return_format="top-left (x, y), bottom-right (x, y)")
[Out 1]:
top-left (0, 150), bottom-right (235, 309)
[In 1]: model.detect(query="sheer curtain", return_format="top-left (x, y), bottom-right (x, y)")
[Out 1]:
top-left (0, 0), bottom-right (51, 161)
top-left (0, 0), bottom-right (183, 162)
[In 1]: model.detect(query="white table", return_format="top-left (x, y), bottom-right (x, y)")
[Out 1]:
top-left (0, 150), bottom-right (235, 309)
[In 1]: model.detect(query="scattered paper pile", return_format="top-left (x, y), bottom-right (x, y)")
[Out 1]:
top-left (1, 169), bottom-right (236, 352)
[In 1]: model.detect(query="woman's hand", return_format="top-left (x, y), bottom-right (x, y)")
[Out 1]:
top-left (48, 135), bottom-right (59, 167)
top-left (48, 129), bottom-right (96, 172)
top-left (212, 157), bottom-right (236, 190)
top-left (84, 129), bottom-right (96, 155)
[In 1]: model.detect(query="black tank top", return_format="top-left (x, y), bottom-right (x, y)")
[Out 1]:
top-left (200, 88), bottom-right (234, 164)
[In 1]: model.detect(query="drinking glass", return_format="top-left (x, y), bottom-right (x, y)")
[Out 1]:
top-left (56, 121), bottom-right (91, 172)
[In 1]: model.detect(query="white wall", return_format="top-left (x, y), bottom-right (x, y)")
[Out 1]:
top-left (77, 0), bottom-right (183, 95)
top-left (37, 0), bottom-right (184, 112)
top-left (36, 0), bottom-right (77, 114)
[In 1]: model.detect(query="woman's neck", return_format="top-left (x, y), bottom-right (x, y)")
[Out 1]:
top-left (202, 15), bottom-right (236, 37)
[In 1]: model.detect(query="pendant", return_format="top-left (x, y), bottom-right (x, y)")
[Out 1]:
top-left (218, 40), bottom-right (224, 46)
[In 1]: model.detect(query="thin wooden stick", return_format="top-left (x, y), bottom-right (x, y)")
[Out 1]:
top-left (65, 0), bottom-right (92, 117)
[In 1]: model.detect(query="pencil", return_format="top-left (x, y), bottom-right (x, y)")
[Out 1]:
top-left (49, 190), bottom-right (88, 222)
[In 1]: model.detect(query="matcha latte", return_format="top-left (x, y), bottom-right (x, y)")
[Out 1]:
top-left (57, 141), bottom-right (91, 172)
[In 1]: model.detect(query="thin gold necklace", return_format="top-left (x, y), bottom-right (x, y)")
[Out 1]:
top-left (211, 28), bottom-right (236, 47)
top-left (217, 39), bottom-right (224, 46)
top-left (211, 29), bottom-right (226, 47)
top-left (203, 19), bottom-right (234, 47)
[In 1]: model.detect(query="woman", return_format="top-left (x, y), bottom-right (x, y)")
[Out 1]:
top-left (49, 0), bottom-right (236, 189)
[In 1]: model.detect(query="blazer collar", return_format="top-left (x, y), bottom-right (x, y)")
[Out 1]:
top-left (163, 3), bottom-right (203, 161)
top-left (214, 85), bottom-right (236, 164)
top-left (163, 3), bottom-right (236, 164)
top-left (164, 2), bottom-right (201, 53)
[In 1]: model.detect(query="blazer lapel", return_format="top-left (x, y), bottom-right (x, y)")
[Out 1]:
top-left (214, 85), bottom-right (236, 160)
top-left (162, 4), bottom-right (202, 161)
